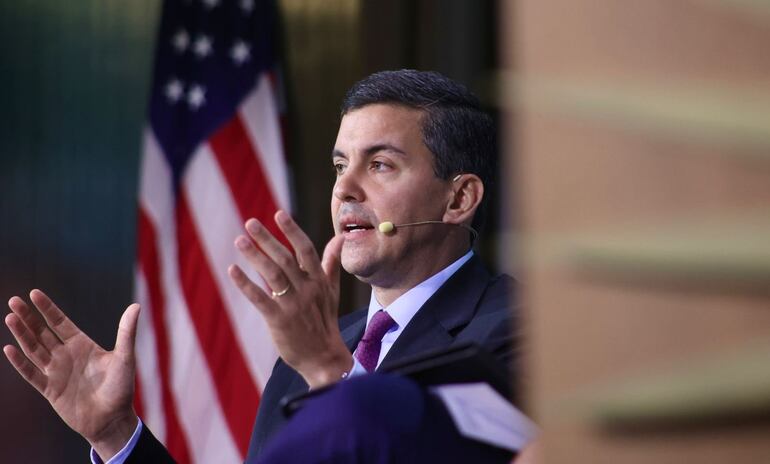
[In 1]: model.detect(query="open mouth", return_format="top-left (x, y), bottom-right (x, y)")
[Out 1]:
top-left (343, 223), bottom-right (375, 234)
top-left (338, 210), bottom-right (378, 238)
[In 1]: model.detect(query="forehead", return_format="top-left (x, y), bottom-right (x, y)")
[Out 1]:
top-left (334, 104), bottom-right (426, 152)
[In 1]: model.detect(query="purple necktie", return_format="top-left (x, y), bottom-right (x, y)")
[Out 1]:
top-left (354, 310), bottom-right (396, 373)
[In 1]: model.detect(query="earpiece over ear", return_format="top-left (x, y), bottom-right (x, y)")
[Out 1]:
top-left (444, 173), bottom-right (483, 226)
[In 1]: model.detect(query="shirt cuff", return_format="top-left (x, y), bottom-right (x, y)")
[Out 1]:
top-left (90, 419), bottom-right (144, 464)
top-left (346, 357), bottom-right (369, 378)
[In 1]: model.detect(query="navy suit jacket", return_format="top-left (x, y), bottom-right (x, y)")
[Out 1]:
top-left (128, 254), bottom-right (517, 464)
top-left (247, 254), bottom-right (517, 461)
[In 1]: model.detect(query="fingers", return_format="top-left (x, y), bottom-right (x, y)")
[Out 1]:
top-left (3, 345), bottom-right (48, 394)
top-left (321, 234), bottom-right (345, 287)
top-left (4, 313), bottom-right (52, 369)
top-left (8, 296), bottom-right (62, 351)
top-left (274, 211), bottom-right (323, 275)
top-left (29, 289), bottom-right (80, 342)
top-left (243, 218), bottom-right (304, 287)
top-left (227, 265), bottom-right (277, 317)
top-left (114, 304), bottom-right (141, 361)
top-left (235, 235), bottom-right (294, 295)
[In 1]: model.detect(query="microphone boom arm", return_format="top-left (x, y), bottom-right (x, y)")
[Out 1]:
top-left (378, 220), bottom-right (478, 242)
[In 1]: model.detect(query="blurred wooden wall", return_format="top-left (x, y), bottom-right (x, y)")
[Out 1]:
top-left (505, 0), bottom-right (770, 462)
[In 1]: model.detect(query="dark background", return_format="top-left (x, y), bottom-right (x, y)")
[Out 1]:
top-left (0, 0), bottom-right (501, 461)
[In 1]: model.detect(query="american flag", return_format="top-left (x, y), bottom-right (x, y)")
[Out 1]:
top-left (133, 0), bottom-right (289, 462)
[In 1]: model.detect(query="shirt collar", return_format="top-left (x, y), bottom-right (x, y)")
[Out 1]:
top-left (366, 250), bottom-right (474, 329)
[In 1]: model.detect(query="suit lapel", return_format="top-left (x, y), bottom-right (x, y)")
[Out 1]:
top-left (341, 310), bottom-right (367, 351)
top-left (377, 255), bottom-right (491, 371)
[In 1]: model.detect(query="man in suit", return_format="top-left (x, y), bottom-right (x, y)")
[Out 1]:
top-left (3, 69), bottom-right (517, 463)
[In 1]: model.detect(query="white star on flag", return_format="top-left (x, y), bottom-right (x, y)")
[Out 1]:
top-left (165, 78), bottom-right (184, 103)
top-left (193, 35), bottom-right (213, 59)
top-left (240, 0), bottom-right (254, 13)
top-left (187, 84), bottom-right (206, 110)
top-left (172, 30), bottom-right (189, 53)
top-left (230, 40), bottom-right (251, 65)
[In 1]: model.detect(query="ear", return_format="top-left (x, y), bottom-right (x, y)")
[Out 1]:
top-left (442, 174), bottom-right (484, 226)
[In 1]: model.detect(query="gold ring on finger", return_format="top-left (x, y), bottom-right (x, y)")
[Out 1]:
top-left (271, 284), bottom-right (291, 298)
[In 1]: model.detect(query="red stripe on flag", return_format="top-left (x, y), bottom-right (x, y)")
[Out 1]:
top-left (137, 207), bottom-right (193, 463)
top-left (208, 114), bottom-right (290, 249)
top-left (175, 194), bottom-right (260, 457)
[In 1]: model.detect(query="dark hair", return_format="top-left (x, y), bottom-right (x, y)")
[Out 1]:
top-left (340, 69), bottom-right (496, 232)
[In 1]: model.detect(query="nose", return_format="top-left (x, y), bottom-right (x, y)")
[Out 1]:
top-left (333, 168), bottom-right (365, 203)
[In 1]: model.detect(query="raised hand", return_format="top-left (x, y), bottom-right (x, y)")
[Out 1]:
top-left (228, 210), bottom-right (351, 389)
top-left (3, 290), bottom-right (140, 460)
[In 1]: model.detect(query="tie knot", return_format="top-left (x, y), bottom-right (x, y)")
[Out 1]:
top-left (362, 310), bottom-right (396, 343)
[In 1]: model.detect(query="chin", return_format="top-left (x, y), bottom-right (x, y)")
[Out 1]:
top-left (340, 250), bottom-right (379, 282)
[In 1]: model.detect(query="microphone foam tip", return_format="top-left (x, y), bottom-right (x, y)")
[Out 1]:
top-left (378, 221), bottom-right (394, 234)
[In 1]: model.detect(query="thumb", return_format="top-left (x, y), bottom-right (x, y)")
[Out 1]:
top-left (321, 234), bottom-right (345, 288)
top-left (115, 304), bottom-right (141, 360)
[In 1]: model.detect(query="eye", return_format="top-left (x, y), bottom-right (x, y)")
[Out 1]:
top-left (370, 160), bottom-right (391, 172)
top-left (333, 162), bottom-right (346, 175)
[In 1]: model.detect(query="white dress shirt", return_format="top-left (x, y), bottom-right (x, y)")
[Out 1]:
top-left (347, 250), bottom-right (473, 376)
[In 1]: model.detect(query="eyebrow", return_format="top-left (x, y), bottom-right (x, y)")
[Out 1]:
top-left (331, 143), bottom-right (407, 160)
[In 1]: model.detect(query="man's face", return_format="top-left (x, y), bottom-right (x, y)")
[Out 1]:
top-left (331, 104), bottom-right (453, 286)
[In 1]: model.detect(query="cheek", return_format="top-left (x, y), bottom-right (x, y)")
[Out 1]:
top-left (330, 199), bottom-right (340, 228)
top-left (396, 185), bottom-right (443, 216)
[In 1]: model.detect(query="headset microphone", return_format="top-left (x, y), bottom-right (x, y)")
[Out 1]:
top-left (377, 220), bottom-right (478, 241)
